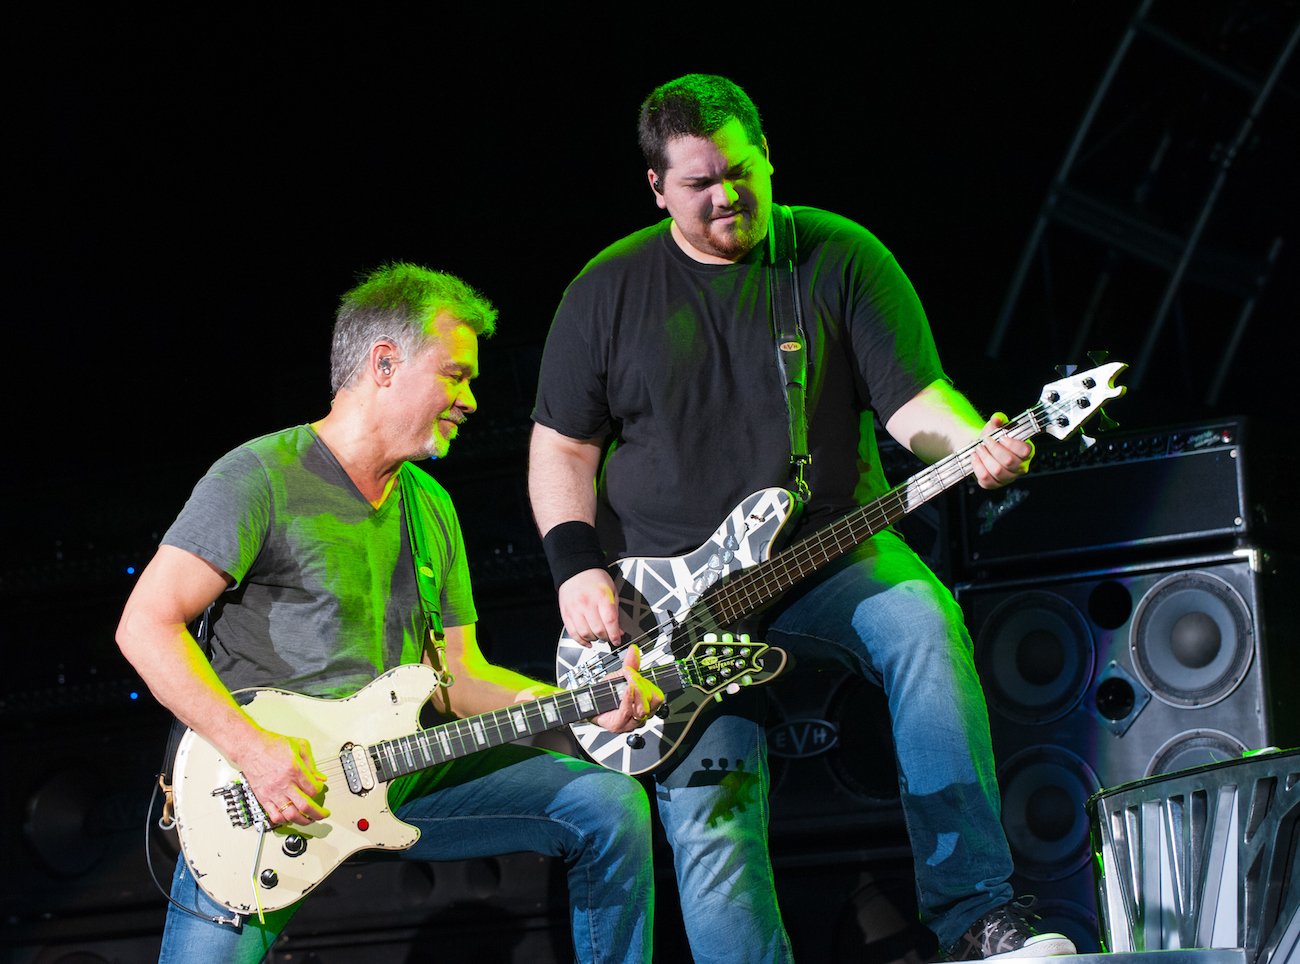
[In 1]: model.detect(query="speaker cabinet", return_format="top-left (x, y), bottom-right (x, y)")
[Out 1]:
top-left (776, 855), bottom-right (937, 963)
top-left (764, 664), bottom-right (907, 850)
top-left (0, 714), bottom-right (176, 933)
top-left (957, 548), bottom-right (1300, 950)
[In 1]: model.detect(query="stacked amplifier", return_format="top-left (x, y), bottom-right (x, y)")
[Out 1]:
top-left (957, 417), bottom-right (1297, 575)
top-left (952, 417), bottom-right (1300, 953)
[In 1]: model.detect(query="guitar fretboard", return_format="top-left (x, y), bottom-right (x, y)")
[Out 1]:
top-left (371, 661), bottom-right (687, 781)
top-left (699, 403), bottom-right (1049, 627)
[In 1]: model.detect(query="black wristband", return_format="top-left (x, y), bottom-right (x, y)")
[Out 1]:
top-left (542, 521), bottom-right (606, 590)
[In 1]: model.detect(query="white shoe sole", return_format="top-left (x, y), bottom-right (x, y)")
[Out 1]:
top-left (986, 935), bottom-right (1078, 959)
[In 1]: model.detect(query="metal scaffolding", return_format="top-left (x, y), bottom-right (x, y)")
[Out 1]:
top-left (987, 0), bottom-right (1299, 406)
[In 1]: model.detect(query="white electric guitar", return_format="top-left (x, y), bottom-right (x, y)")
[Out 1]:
top-left (172, 635), bottom-right (785, 916)
top-left (556, 360), bottom-right (1128, 775)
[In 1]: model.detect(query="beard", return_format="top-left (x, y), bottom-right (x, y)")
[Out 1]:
top-left (682, 198), bottom-right (770, 261)
top-left (709, 217), bottom-right (764, 258)
top-left (420, 418), bottom-right (458, 461)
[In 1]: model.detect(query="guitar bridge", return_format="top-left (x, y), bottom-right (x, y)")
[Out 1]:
top-left (562, 658), bottom-right (612, 689)
top-left (213, 780), bottom-right (270, 831)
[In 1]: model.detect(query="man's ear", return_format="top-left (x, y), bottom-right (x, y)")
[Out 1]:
top-left (647, 169), bottom-right (668, 209)
top-left (371, 341), bottom-right (399, 382)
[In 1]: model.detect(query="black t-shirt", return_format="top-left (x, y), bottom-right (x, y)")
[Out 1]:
top-left (532, 206), bottom-right (947, 559)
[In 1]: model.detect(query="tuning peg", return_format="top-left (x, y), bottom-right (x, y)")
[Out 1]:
top-left (1097, 410), bottom-right (1119, 432)
top-left (1079, 431), bottom-right (1097, 450)
top-left (1087, 349), bottom-right (1109, 366)
top-left (1055, 364), bottom-right (1078, 377)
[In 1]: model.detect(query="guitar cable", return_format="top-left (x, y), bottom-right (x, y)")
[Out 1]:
top-left (143, 773), bottom-right (243, 928)
top-left (139, 604), bottom-right (243, 928)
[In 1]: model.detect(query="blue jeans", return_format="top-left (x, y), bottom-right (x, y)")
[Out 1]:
top-left (159, 744), bottom-right (653, 963)
top-left (655, 530), bottom-right (1014, 960)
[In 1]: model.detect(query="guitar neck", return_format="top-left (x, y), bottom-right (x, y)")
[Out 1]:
top-left (371, 661), bottom-right (686, 782)
top-left (704, 405), bottom-right (1046, 626)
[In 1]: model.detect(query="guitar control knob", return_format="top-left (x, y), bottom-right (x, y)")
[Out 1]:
top-left (656, 703), bottom-right (670, 719)
top-left (259, 869), bottom-right (279, 889)
top-left (626, 733), bottom-right (646, 749)
top-left (282, 835), bottom-right (307, 857)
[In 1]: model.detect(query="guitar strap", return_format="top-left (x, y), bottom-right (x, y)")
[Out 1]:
top-left (767, 204), bottom-right (811, 503)
top-left (157, 470), bottom-right (457, 793)
top-left (147, 471), bottom-right (454, 927)
top-left (157, 606), bottom-right (213, 804)
top-left (398, 464), bottom-right (456, 703)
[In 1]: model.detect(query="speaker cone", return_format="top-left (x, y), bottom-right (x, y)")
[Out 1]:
top-left (767, 671), bottom-right (900, 806)
top-left (1131, 571), bottom-right (1253, 708)
top-left (998, 746), bottom-right (1100, 880)
top-left (976, 591), bottom-right (1095, 724)
top-left (1145, 728), bottom-right (1249, 778)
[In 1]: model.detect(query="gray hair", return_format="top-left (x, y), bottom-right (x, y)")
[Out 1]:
top-left (330, 263), bottom-right (498, 393)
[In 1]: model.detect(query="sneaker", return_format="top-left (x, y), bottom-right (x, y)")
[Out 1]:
top-left (946, 897), bottom-right (1076, 960)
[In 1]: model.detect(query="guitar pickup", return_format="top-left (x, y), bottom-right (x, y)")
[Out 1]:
top-left (341, 743), bottom-right (376, 794)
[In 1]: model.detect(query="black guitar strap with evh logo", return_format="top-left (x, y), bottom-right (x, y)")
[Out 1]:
top-left (767, 204), bottom-right (811, 503)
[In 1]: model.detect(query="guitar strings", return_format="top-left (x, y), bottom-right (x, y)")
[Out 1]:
top-left (241, 663), bottom-right (684, 802)
top-left (215, 373), bottom-right (1109, 807)
top-left (582, 398), bottom-right (1055, 674)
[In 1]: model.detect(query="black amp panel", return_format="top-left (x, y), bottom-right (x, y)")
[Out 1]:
top-left (956, 417), bottom-right (1297, 579)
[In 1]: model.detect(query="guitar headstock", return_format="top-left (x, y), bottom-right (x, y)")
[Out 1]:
top-left (1037, 356), bottom-right (1128, 445)
top-left (681, 633), bottom-right (787, 698)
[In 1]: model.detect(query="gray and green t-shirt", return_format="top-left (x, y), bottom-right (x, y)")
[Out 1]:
top-left (163, 425), bottom-right (475, 698)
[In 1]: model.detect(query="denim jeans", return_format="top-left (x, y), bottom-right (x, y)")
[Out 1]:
top-left (158, 743), bottom-right (654, 964)
top-left (654, 530), bottom-right (1014, 960)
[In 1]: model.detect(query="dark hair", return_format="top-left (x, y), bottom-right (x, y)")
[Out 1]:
top-left (330, 262), bottom-right (497, 393)
top-left (637, 74), bottom-right (765, 175)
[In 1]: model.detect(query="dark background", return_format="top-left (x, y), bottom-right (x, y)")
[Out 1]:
top-left (4, 2), bottom-right (1298, 959)
top-left (9, 3), bottom-right (1297, 578)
